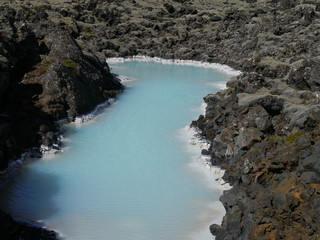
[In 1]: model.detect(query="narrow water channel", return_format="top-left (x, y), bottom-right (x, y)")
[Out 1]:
top-left (1, 60), bottom-right (236, 240)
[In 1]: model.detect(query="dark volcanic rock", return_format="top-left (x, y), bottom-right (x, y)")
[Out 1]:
top-left (0, 9), bottom-right (123, 157)
top-left (36, 28), bottom-right (122, 120)
top-left (0, 210), bottom-right (57, 240)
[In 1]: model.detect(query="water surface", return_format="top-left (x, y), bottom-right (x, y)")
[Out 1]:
top-left (1, 61), bottom-right (233, 240)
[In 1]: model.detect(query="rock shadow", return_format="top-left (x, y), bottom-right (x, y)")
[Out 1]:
top-left (0, 165), bottom-right (60, 221)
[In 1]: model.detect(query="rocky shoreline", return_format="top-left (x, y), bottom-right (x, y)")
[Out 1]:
top-left (0, 1), bottom-right (123, 238)
top-left (1, 0), bottom-right (320, 239)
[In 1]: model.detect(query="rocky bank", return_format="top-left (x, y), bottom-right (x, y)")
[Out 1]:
top-left (0, 1), bottom-right (123, 239)
top-left (1, 0), bottom-right (320, 239)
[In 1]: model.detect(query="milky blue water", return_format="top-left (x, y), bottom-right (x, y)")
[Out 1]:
top-left (1, 61), bottom-right (233, 240)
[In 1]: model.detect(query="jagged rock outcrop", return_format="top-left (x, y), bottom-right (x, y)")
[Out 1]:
top-left (193, 72), bottom-right (320, 239)
top-left (26, 26), bottom-right (122, 120)
top-left (0, 4), bottom-right (122, 170)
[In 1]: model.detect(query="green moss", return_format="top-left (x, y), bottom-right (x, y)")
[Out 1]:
top-left (285, 132), bottom-right (304, 144)
top-left (62, 59), bottom-right (78, 68)
top-left (264, 131), bottom-right (305, 145)
top-left (230, 82), bottom-right (238, 88)
top-left (248, 146), bottom-right (260, 153)
top-left (39, 65), bottom-right (49, 72)
top-left (83, 26), bottom-right (94, 34)
top-left (266, 135), bottom-right (283, 143)
top-left (37, 60), bottom-right (53, 74)
top-left (23, 8), bottom-right (34, 14)
top-left (33, 5), bottom-right (50, 11)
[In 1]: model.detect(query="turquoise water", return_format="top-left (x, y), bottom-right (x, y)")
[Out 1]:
top-left (1, 61), bottom-right (233, 240)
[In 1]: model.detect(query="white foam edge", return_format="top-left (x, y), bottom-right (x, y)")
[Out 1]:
top-left (40, 143), bottom-right (63, 158)
top-left (205, 80), bottom-right (228, 90)
top-left (184, 125), bottom-right (231, 189)
top-left (179, 124), bottom-right (231, 240)
top-left (106, 56), bottom-right (241, 76)
top-left (185, 101), bottom-right (228, 188)
top-left (36, 98), bottom-right (116, 160)
top-left (41, 96), bottom-right (120, 159)
top-left (114, 74), bottom-right (137, 83)
top-left (73, 98), bottom-right (116, 124)
top-left (187, 201), bottom-right (227, 240)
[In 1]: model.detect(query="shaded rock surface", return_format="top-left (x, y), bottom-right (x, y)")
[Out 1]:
top-left (0, 211), bottom-right (57, 240)
top-left (1, 0), bottom-right (320, 239)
